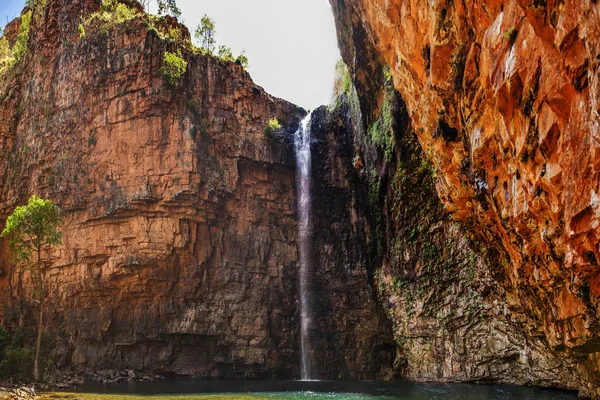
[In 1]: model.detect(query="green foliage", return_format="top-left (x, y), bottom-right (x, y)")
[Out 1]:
top-left (0, 10), bottom-right (32, 74)
top-left (0, 196), bottom-right (61, 381)
top-left (195, 14), bottom-right (216, 55)
top-left (157, 0), bottom-right (181, 17)
top-left (367, 66), bottom-right (396, 161)
top-left (25, 0), bottom-right (47, 7)
top-left (0, 35), bottom-right (11, 73)
top-left (263, 118), bottom-right (282, 137)
top-left (504, 27), bottom-right (518, 44)
top-left (332, 59), bottom-right (353, 99)
top-left (0, 326), bottom-right (35, 380)
top-left (191, 15), bottom-right (248, 68)
top-left (1, 195), bottom-right (62, 267)
top-left (114, 2), bottom-right (137, 21)
top-left (144, 16), bottom-right (187, 45)
top-left (235, 50), bottom-right (249, 70)
top-left (167, 27), bottom-right (181, 42)
top-left (87, 0), bottom-right (139, 26)
top-left (217, 45), bottom-right (235, 62)
top-left (160, 50), bottom-right (187, 85)
top-left (78, 23), bottom-right (85, 39)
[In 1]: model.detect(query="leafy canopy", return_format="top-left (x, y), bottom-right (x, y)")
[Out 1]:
top-left (263, 118), bottom-right (282, 137)
top-left (195, 14), bottom-right (216, 55)
top-left (157, 0), bottom-right (181, 17)
top-left (217, 45), bottom-right (234, 62)
top-left (235, 50), bottom-right (249, 70)
top-left (0, 10), bottom-right (32, 74)
top-left (194, 15), bottom-right (249, 69)
top-left (0, 195), bottom-right (62, 265)
top-left (160, 50), bottom-right (187, 85)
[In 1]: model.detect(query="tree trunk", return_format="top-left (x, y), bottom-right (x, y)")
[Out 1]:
top-left (34, 298), bottom-right (43, 381)
top-left (33, 246), bottom-right (44, 381)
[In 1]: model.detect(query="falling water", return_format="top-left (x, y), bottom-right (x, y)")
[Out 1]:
top-left (295, 113), bottom-right (314, 381)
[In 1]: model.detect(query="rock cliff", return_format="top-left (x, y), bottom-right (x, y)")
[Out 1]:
top-left (330, 0), bottom-right (600, 397)
top-left (0, 0), bottom-right (392, 379)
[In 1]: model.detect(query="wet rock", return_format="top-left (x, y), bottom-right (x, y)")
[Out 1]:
top-left (329, 0), bottom-right (600, 397)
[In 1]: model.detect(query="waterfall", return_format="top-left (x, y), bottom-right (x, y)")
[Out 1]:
top-left (295, 113), bottom-right (314, 381)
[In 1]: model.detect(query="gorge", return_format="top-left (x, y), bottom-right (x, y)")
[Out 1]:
top-left (0, 0), bottom-right (599, 399)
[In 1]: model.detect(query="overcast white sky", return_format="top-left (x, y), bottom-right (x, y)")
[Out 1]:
top-left (1, 0), bottom-right (340, 109)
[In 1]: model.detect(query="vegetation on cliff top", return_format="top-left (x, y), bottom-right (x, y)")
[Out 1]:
top-left (0, 0), bottom-right (249, 84)
top-left (194, 13), bottom-right (249, 69)
top-left (0, 9), bottom-right (32, 75)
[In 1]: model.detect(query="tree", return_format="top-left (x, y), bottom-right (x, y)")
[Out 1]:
top-left (138, 0), bottom-right (181, 17)
top-left (0, 195), bottom-right (62, 381)
top-left (235, 50), bottom-right (249, 70)
top-left (217, 45), bottom-right (234, 62)
top-left (195, 14), bottom-right (216, 55)
top-left (157, 0), bottom-right (181, 17)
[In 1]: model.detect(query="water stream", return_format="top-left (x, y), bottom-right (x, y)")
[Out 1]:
top-left (294, 113), bottom-right (314, 381)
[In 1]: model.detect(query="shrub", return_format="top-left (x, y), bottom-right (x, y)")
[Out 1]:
top-left (235, 50), bottom-right (249, 70)
top-left (160, 50), bottom-right (187, 85)
top-left (13, 10), bottom-right (32, 63)
top-left (0, 10), bottom-right (32, 74)
top-left (87, 0), bottom-right (138, 25)
top-left (263, 118), bottom-right (282, 137)
top-left (0, 326), bottom-right (35, 380)
top-left (114, 3), bottom-right (137, 22)
top-left (167, 27), bottom-right (181, 42)
top-left (0, 36), bottom-right (11, 73)
top-left (333, 59), bottom-right (352, 97)
top-left (504, 27), bottom-right (518, 44)
top-left (217, 45), bottom-right (235, 62)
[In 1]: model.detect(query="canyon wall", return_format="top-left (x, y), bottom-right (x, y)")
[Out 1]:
top-left (0, 0), bottom-right (392, 379)
top-left (329, 0), bottom-right (600, 397)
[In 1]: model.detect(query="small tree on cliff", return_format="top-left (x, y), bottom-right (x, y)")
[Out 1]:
top-left (157, 0), bottom-right (181, 17)
top-left (139, 0), bottom-right (181, 17)
top-left (195, 14), bottom-right (216, 55)
top-left (0, 195), bottom-right (62, 381)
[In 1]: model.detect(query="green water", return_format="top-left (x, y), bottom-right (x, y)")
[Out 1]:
top-left (41, 379), bottom-right (578, 400)
top-left (45, 395), bottom-right (406, 400)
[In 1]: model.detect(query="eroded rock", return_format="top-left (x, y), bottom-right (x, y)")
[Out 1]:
top-left (330, 0), bottom-right (600, 397)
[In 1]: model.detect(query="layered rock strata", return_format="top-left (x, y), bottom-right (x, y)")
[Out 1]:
top-left (0, 0), bottom-right (392, 379)
top-left (330, 0), bottom-right (600, 397)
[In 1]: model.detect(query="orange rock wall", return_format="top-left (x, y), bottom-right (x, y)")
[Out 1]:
top-left (0, 0), bottom-right (302, 376)
top-left (330, 0), bottom-right (600, 397)
top-left (0, 0), bottom-right (394, 379)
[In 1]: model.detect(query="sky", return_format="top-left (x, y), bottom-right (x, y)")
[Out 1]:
top-left (0, 0), bottom-right (340, 110)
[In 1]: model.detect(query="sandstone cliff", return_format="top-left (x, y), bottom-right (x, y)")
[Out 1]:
top-left (330, 0), bottom-right (600, 397)
top-left (0, 0), bottom-right (392, 379)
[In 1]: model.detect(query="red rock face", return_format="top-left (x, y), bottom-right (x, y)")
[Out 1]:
top-left (330, 0), bottom-right (600, 397)
top-left (0, 0), bottom-right (302, 377)
top-left (0, 0), bottom-right (393, 379)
